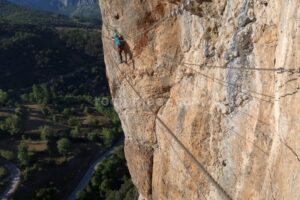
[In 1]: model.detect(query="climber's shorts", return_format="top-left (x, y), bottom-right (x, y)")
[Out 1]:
top-left (117, 45), bottom-right (124, 53)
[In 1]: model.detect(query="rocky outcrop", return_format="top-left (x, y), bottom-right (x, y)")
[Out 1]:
top-left (99, 0), bottom-right (300, 199)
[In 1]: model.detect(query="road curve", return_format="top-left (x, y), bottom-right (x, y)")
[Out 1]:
top-left (67, 139), bottom-right (124, 200)
top-left (0, 158), bottom-right (21, 200)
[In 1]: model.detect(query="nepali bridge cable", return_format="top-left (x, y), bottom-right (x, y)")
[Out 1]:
top-left (106, 40), bottom-right (233, 200)
top-left (100, 1), bottom-right (299, 198)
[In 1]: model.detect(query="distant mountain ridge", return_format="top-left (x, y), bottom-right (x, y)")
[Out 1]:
top-left (6, 0), bottom-right (100, 22)
top-left (0, 0), bottom-right (76, 26)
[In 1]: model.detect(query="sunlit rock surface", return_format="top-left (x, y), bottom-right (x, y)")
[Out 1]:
top-left (99, 0), bottom-right (300, 199)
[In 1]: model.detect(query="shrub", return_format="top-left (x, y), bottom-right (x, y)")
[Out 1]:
top-left (78, 147), bottom-right (137, 199)
top-left (57, 138), bottom-right (71, 155)
top-left (31, 84), bottom-right (53, 105)
top-left (51, 114), bottom-right (58, 123)
top-left (87, 131), bottom-right (98, 142)
top-left (17, 141), bottom-right (30, 166)
top-left (83, 106), bottom-right (92, 114)
top-left (0, 115), bottom-right (23, 135)
top-left (39, 125), bottom-right (55, 140)
top-left (68, 117), bottom-right (81, 127)
top-left (35, 186), bottom-right (59, 200)
top-left (70, 126), bottom-right (80, 139)
top-left (0, 149), bottom-right (15, 160)
top-left (0, 89), bottom-right (8, 105)
top-left (15, 105), bottom-right (29, 120)
top-left (20, 93), bottom-right (30, 103)
top-left (95, 97), bottom-right (120, 124)
top-left (62, 108), bottom-right (72, 117)
top-left (101, 128), bottom-right (121, 148)
top-left (0, 166), bottom-right (8, 180)
top-left (41, 107), bottom-right (49, 116)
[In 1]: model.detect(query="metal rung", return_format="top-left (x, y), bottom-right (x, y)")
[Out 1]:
top-left (277, 67), bottom-right (284, 74)
top-left (171, 10), bottom-right (176, 17)
top-left (185, 0), bottom-right (192, 6)
top-left (288, 69), bottom-right (295, 75)
top-left (175, 7), bottom-right (179, 15)
top-left (179, 3), bottom-right (185, 12)
top-left (297, 68), bottom-right (300, 76)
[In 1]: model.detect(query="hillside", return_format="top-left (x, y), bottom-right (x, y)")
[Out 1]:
top-left (0, 24), bottom-right (106, 94)
top-left (0, 0), bottom-right (104, 94)
top-left (0, 0), bottom-right (79, 26)
top-left (0, 1), bottom-right (136, 199)
top-left (100, 0), bottom-right (300, 200)
top-left (6, 0), bottom-right (101, 23)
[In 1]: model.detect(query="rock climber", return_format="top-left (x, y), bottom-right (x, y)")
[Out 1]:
top-left (112, 30), bottom-right (125, 64)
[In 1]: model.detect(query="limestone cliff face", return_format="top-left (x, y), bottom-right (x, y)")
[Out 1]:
top-left (99, 0), bottom-right (300, 199)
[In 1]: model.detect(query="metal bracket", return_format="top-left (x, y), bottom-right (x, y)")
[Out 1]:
top-left (276, 67), bottom-right (284, 74)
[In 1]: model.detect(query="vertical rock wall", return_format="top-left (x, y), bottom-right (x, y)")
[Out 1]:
top-left (99, 0), bottom-right (300, 199)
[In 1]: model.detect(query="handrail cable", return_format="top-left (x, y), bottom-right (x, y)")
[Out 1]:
top-left (101, 9), bottom-right (300, 74)
top-left (101, 4), bottom-right (300, 198)
top-left (156, 123), bottom-right (208, 200)
top-left (107, 49), bottom-right (210, 200)
top-left (102, 23), bottom-right (298, 102)
top-left (106, 47), bottom-right (233, 200)
top-left (103, 26), bottom-right (300, 161)
top-left (158, 55), bottom-right (300, 161)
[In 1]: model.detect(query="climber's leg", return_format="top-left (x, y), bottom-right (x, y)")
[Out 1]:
top-left (118, 46), bottom-right (123, 64)
top-left (123, 49), bottom-right (128, 63)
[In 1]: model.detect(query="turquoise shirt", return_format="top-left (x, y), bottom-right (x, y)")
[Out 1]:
top-left (113, 34), bottom-right (122, 46)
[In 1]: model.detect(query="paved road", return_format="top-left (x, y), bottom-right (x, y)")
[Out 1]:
top-left (67, 139), bottom-right (124, 200)
top-left (0, 158), bottom-right (21, 200)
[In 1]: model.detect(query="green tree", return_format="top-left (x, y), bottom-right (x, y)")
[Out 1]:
top-left (0, 115), bottom-right (23, 135)
top-left (39, 125), bottom-right (55, 140)
top-left (17, 141), bottom-right (29, 166)
top-left (87, 131), bottom-right (98, 142)
top-left (101, 127), bottom-right (122, 148)
top-left (95, 97), bottom-right (120, 125)
top-left (32, 84), bottom-right (42, 103)
top-left (101, 128), bottom-right (114, 147)
top-left (78, 146), bottom-right (137, 199)
top-left (52, 114), bottom-right (58, 123)
top-left (15, 105), bottom-right (29, 120)
top-left (62, 108), bottom-right (72, 117)
top-left (0, 89), bottom-right (8, 104)
top-left (35, 186), bottom-right (59, 200)
top-left (0, 150), bottom-right (14, 160)
top-left (95, 97), bottom-right (105, 113)
top-left (68, 117), bottom-right (81, 127)
top-left (57, 138), bottom-right (71, 155)
top-left (31, 84), bottom-right (52, 105)
top-left (0, 166), bottom-right (8, 180)
top-left (20, 93), bottom-right (30, 102)
top-left (83, 106), bottom-right (92, 114)
top-left (40, 84), bottom-right (51, 104)
top-left (106, 178), bottom-right (138, 200)
top-left (70, 126), bottom-right (80, 139)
